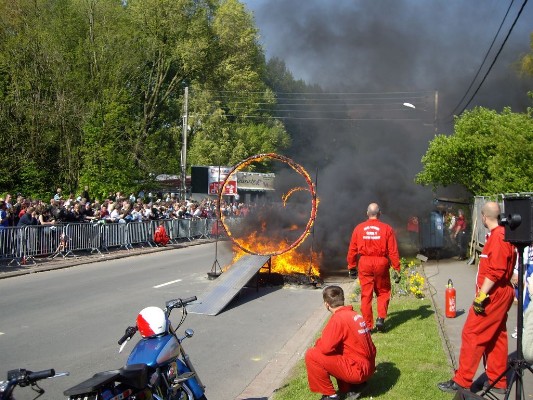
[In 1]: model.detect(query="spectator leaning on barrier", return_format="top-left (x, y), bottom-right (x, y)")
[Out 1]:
top-left (99, 204), bottom-right (109, 220)
top-left (109, 204), bottom-right (121, 222)
top-left (70, 202), bottom-right (85, 222)
top-left (192, 203), bottom-right (202, 218)
top-left (17, 206), bottom-right (38, 226)
top-left (120, 203), bottom-right (132, 222)
top-left (143, 203), bottom-right (152, 220)
top-left (36, 205), bottom-right (56, 225)
top-left (84, 203), bottom-right (96, 221)
top-left (0, 201), bottom-right (8, 228)
top-left (130, 204), bottom-right (143, 222)
top-left (4, 194), bottom-right (13, 223)
top-left (12, 195), bottom-right (24, 226)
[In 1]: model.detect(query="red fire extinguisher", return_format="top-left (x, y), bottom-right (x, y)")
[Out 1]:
top-left (445, 279), bottom-right (457, 318)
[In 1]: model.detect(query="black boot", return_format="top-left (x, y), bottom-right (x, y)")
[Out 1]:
top-left (375, 317), bottom-right (385, 332)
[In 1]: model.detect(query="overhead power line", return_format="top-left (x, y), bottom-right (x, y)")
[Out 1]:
top-left (191, 89), bottom-right (437, 122)
top-left (449, 0), bottom-right (516, 116)
top-left (453, 0), bottom-right (529, 116)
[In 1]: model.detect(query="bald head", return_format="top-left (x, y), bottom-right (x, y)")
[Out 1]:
top-left (481, 201), bottom-right (501, 229)
top-left (367, 203), bottom-right (381, 219)
top-left (482, 202), bottom-right (500, 219)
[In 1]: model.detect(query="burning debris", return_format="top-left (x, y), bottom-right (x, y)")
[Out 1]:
top-left (217, 153), bottom-right (322, 285)
top-left (218, 153), bottom-right (318, 256)
top-left (229, 233), bottom-right (321, 275)
top-left (257, 272), bottom-right (323, 288)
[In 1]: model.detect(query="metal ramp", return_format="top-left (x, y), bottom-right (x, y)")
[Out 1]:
top-left (188, 255), bottom-right (271, 316)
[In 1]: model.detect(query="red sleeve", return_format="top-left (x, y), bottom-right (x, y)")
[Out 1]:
top-left (346, 227), bottom-right (359, 268)
top-left (485, 232), bottom-right (515, 284)
top-left (386, 225), bottom-right (401, 271)
top-left (314, 315), bottom-right (342, 355)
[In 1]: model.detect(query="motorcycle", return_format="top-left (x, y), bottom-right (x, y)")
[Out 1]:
top-left (64, 296), bottom-right (207, 400)
top-left (0, 368), bottom-right (68, 399)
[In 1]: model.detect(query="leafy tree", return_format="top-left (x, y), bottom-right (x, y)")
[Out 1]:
top-left (416, 106), bottom-right (533, 195)
top-left (265, 57), bottom-right (318, 94)
top-left (0, 0), bottom-right (292, 199)
top-left (519, 33), bottom-right (533, 76)
top-left (0, 0), bottom-right (84, 197)
top-left (186, 0), bottom-right (290, 168)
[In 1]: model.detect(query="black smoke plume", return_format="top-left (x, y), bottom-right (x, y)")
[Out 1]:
top-left (245, 0), bottom-right (533, 270)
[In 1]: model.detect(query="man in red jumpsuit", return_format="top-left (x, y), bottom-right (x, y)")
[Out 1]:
top-left (438, 201), bottom-right (516, 394)
top-left (452, 209), bottom-right (468, 260)
top-left (305, 285), bottom-right (376, 399)
top-left (347, 203), bottom-right (401, 332)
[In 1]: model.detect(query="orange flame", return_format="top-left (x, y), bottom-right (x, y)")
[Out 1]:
top-left (282, 187), bottom-right (310, 206)
top-left (218, 153), bottom-right (319, 261)
top-left (230, 231), bottom-right (321, 276)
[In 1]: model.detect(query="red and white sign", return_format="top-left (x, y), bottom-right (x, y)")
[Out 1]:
top-left (208, 166), bottom-right (238, 196)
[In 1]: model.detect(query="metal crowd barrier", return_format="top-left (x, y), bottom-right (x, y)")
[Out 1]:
top-left (168, 218), bottom-right (181, 242)
top-left (189, 219), bottom-right (204, 239)
top-left (101, 222), bottom-right (131, 251)
top-left (0, 218), bottom-right (217, 265)
top-left (127, 221), bottom-right (153, 248)
top-left (177, 219), bottom-right (191, 241)
top-left (60, 223), bottom-right (102, 256)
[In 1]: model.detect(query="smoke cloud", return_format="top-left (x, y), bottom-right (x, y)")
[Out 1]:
top-left (242, 0), bottom-right (533, 270)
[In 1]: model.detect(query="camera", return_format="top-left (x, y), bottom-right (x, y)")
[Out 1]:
top-left (498, 196), bottom-right (533, 244)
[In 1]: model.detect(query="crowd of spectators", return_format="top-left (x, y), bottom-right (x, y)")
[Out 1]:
top-left (0, 188), bottom-right (251, 228)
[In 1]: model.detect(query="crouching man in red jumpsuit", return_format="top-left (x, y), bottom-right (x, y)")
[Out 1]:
top-left (305, 285), bottom-right (376, 399)
top-left (347, 203), bottom-right (401, 332)
top-left (438, 201), bottom-right (516, 394)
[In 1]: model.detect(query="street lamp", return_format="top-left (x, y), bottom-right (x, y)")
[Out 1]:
top-left (402, 90), bottom-right (438, 134)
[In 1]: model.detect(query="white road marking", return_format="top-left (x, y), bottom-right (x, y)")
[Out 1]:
top-left (153, 279), bottom-right (182, 289)
top-left (0, 332), bottom-right (4, 336)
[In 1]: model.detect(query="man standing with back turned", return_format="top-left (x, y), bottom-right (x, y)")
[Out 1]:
top-left (347, 203), bottom-right (401, 332)
top-left (438, 201), bottom-right (516, 394)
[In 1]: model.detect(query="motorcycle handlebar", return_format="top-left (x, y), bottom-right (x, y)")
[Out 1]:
top-left (118, 326), bottom-right (138, 345)
top-left (27, 369), bottom-right (55, 383)
top-left (180, 296), bottom-right (197, 306)
top-left (166, 296), bottom-right (197, 310)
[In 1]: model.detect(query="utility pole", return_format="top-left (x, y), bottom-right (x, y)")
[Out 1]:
top-left (434, 90), bottom-right (439, 134)
top-left (181, 86), bottom-right (189, 201)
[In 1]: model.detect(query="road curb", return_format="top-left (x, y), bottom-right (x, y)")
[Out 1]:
top-left (237, 279), bottom-right (355, 399)
top-left (422, 263), bottom-right (458, 373)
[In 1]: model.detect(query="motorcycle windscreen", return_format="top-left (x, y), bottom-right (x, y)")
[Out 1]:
top-left (127, 335), bottom-right (180, 367)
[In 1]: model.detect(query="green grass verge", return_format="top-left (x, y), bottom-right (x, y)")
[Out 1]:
top-left (272, 296), bottom-right (453, 399)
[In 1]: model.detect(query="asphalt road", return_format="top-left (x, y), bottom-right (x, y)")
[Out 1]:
top-left (0, 242), bottom-right (335, 400)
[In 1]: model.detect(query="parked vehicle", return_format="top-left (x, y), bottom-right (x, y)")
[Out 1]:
top-left (64, 296), bottom-right (207, 400)
top-left (0, 368), bottom-right (67, 399)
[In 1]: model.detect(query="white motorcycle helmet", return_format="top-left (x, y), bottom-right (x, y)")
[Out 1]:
top-left (136, 306), bottom-right (167, 338)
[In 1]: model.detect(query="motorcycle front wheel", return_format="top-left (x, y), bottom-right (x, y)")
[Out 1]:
top-left (175, 391), bottom-right (207, 400)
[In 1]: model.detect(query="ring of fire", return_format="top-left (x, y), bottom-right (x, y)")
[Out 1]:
top-left (217, 153), bottom-right (318, 257)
